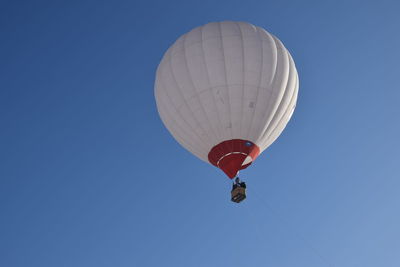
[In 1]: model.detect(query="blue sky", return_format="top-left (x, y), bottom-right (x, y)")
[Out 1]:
top-left (1, 0), bottom-right (400, 266)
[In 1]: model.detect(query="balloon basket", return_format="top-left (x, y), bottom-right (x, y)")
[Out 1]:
top-left (231, 187), bottom-right (246, 203)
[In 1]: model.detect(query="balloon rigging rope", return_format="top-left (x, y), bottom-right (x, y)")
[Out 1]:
top-left (248, 187), bottom-right (336, 267)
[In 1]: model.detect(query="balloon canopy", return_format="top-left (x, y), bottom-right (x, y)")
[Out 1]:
top-left (155, 21), bottom-right (298, 178)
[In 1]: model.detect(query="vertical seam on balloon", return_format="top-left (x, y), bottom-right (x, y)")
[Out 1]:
top-left (194, 27), bottom-right (221, 144)
top-left (261, 70), bottom-right (298, 149)
top-left (236, 22), bottom-right (245, 153)
top-left (158, 76), bottom-right (206, 157)
top-left (261, 62), bottom-right (298, 149)
top-left (261, 40), bottom-right (290, 143)
top-left (158, 101), bottom-right (202, 158)
top-left (157, 82), bottom-right (206, 159)
top-left (259, 45), bottom-right (291, 144)
top-left (255, 34), bottom-right (282, 144)
top-left (181, 31), bottom-right (220, 148)
top-left (246, 26), bottom-right (264, 141)
top-left (166, 50), bottom-right (212, 155)
top-left (196, 25), bottom-right (223, 143)
top-left (218, 22), bottom-right (234, 153)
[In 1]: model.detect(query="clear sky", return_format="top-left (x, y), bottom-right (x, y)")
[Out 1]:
top-left (1, 0), bottom-right (400, 266)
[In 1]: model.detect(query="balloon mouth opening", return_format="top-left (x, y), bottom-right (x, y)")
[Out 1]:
top-left (208, 139), bottom-right (260, 178)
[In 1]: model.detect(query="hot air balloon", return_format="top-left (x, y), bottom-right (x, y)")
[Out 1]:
top-left (155, 21), bottom-right (298, 201)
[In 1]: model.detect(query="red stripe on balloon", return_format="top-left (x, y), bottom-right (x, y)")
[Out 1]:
top-left (208, 139), bottom-right (260, 179)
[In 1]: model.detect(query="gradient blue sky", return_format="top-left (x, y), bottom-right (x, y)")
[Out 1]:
top-left (1, 0), bottom-right (400, 266)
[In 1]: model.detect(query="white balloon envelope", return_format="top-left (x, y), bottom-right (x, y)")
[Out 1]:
top-left (155, 21), bottom-right (298, 178)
